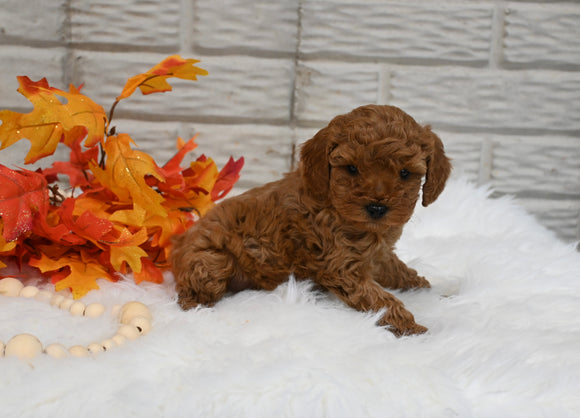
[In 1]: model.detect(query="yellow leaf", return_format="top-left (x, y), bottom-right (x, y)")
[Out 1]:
top-left (0, 77), bottom-right (107, 164)
top-left (109, 228), bottom-right (149, 273)
top-left (90, 133), bottom-right (167, 217)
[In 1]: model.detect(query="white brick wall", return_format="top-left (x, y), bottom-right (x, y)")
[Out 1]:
top-left (0, 0), bottom-right (579, 243)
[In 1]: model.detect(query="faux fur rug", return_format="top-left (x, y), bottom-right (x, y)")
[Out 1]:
top-left (1, 176), bottom-right (579, 418)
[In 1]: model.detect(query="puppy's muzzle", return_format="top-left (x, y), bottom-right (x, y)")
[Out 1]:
top-left (365, 203), bottom-right (388, 220)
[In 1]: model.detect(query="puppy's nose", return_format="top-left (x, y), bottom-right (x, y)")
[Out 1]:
top-left (365, 203), bottom-right (388, 220)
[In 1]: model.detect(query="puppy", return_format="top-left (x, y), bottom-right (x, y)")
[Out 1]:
top-left (170, 105), bottom-right (451, 336)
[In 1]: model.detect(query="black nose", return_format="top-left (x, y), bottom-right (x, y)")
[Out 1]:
top-left (365, 203), bottom-right (388, 220)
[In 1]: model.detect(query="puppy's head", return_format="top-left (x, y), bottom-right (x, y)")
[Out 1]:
top-left (299, 105), bottom-right (451, 230)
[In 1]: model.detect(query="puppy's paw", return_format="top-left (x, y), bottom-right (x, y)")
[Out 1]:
top-left (379, 307), bottom-right (428, 337)
top-left (177, 289), bottom-right (200, 311)
top-left (390, 322), bottom-right (428, 337)
top-left (411, 275), bottom-right (431, 289)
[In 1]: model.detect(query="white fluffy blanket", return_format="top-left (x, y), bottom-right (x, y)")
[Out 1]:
top-left (1, 177), bottom-right (580, 418)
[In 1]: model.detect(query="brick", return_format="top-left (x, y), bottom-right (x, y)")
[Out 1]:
top-left (0, 47), bottom-right (66, 110)
top-left (388, 67), bottom-right (580, 131)
top-left (73, 52), bottom-right (293, 122)
top-left (489, 136), bottom-right (580, 198)
top-left (70, 0), bottom-right (180, 48)
top-left (504, 4), bottom-right (580, 67)
top-left (300, 2), bottom-right (493, 63)
top-left (193, 0), bottom-right (298, 54)
top-left (186, 123), bottom-right (294, 191)
top-left (108, 119), bottom-right (183, 165)
top-left (0, 0), bottom-right (65, 43)
top-left (294, 62), bottom-right (380, 124)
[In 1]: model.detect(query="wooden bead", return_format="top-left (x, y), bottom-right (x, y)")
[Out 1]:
top-left (130, 316), bottom-right (152, 335)
top-left (117, 325), bottom-right (140, 340)
top-left (69, 345), bottom-right (88, 357)
top-left (19, 285), bottom-right (39, 298)
top-left (84, 303), bottom-right (105, 318)
top-left (0, 277), bottom-right (24, 297)
top-left (4, 334), bottom-right (43, 359)
top-left (112, 334), bottom-right (127, 347)
top-left (101, 339), bottom-right (115, 351)
top-left (59, 298), bottom-right (75, 311)
top-left (35, 290), bottom-right (53, 303)
top-left (87, 343), bottom-right (104, 354)
top-left (45, 343), bottom-right (68, 359)
top-left (50, 294), bottom-right (65, 307)
top-left (119, 301), bottom-right (152, 324)
top-left (0, 340), bottom-right (4, 357)
top-left (69, 301), bottom-right (86, 316)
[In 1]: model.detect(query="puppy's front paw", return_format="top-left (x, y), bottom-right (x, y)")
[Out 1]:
top-left (390, 322), bottom-right (428, 337)
top-left (379, 307), bottom-right (428, 337)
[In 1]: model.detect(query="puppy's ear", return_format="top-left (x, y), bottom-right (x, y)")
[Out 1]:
top-left (422, 127), bottom-right (452, 206)
top-left (300, 128), bottom-right (331, 201)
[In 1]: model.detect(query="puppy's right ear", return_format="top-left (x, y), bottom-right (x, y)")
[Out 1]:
top-left (299, 128), bottom-right (331, 201)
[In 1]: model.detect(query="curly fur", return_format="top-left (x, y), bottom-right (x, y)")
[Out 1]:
top-left (170, 105), bottom-right (451, 336)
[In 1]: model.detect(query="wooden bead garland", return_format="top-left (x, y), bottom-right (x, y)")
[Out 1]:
top-left (0, 277), bottom-right (152, 361)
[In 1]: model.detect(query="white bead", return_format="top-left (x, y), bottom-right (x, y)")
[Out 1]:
top-left (45, 343), bottom-right (68, 359)
top-left (0, 277), bottom-right (24, 297)
top-left (59, 298), bottom-right (75, 311)
top-left (50, 294), bottom-right (65, 307)
top-left (130, 316), bottom-right (152, 335)
top-left (69, 301), bottom-right (86, 316)
top-left (19, 285), bottom-right (39, 298)
top-left (87, 343), bottom-right (104, 354)
top-left (4, 334), bottom-right (43, 359)
top-left (119, 301), bottom-right (152, 324)
top-left (117, 324), bottom-right (140, 340)
top-left (84, 303), bottom-right (105, 318)
top-left (69, 345), bottom-right (88, 357)
top-left (35, 290), bottom-right (53, 303)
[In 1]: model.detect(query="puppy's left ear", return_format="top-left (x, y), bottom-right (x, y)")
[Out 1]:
top-left (422, 127), bottom-right (452, 206)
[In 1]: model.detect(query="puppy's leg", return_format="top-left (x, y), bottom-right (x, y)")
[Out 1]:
top-left (322, 278), bottom-right (428, 336)
top-left (173, 247), bottom-right (241, 310)
top-left (373, 253), bottom-right (431, 290)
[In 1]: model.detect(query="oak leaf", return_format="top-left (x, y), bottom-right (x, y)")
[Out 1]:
top-left (90, 133), bottom-right (167, 217)
top-left (0, 77), bottom-right (106, 164)
top-left (117, 55), bottom-right (208, 101)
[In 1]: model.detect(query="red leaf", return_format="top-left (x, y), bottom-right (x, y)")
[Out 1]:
top-left (0, 165), bottom-right (48, 241)
top-left (211, 157), bottom-right (244, 201)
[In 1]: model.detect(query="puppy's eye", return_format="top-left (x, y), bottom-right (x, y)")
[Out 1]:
top-left (399, 169), bottom-right (410, 180)
top-left (345, 165), bottom-right (359, 176)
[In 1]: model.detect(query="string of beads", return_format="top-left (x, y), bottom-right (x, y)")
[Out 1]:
top-left (0, 277), bottom-right (152, 360)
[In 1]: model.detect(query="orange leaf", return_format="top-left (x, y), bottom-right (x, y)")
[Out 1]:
top-left (90, 133), bottom-right (167, 217)
top-left (0, 77), bottom-right (107, 163)
top-left (29, 251), bottom-right (113, 299)
top-left (0, 165), bottom-right (48, 241)
top-left (116, 55), bottom-right (208, 101)
top-left (132, 258), bottom-right (164, 285)
top-left (109, 227), bottom-right (148, 273)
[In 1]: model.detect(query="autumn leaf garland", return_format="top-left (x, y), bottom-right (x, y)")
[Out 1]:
top-left (0, 55), bottom-right (243, 298)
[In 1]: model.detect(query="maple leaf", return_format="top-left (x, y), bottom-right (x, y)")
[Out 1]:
top-left (90, 133), bottom-right (167, 217)
top-left (29, 250), bottom-right (113, 299)
top-left (0, 165), bottom-right (48, 241)
top-left (116, 55), bottom-right (208, 101)
top-left (0, 77), bottom-right (107, 164)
